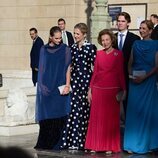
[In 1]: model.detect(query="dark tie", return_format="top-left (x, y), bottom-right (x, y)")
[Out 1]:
top-left (119, 34), bottom-right (124, 50)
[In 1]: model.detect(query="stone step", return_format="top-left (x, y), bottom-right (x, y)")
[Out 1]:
top-left (0, 124), bottom-right (39, 136)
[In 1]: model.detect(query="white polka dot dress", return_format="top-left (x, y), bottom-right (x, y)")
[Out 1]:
top-left (61, 42), bottom-right (96, 150)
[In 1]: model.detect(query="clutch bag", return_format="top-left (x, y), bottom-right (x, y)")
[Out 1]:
top-left (133, 70), bottom-right (146, 77)
top-left (58, 85), bottom-right (72, 94)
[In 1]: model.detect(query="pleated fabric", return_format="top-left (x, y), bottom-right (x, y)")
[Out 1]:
top-left (85, 49), bottom-right (125, 152)
top-left (85, 87), bottom-right (121, 152)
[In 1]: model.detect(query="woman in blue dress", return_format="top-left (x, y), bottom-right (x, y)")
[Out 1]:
top-left (62, 23), bottom-right (97, 150)
top-left (34, 26), bottom-right (71, 150)
top-left (124, 20), bottom-right (158, 154)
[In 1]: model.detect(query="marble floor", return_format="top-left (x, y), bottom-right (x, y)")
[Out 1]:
top-left (0, 133), bottom-right (158, 158)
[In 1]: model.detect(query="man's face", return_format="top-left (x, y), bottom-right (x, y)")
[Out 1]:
top-left (117, 15), bottom-right (130, 32)
top-left (30, 30), bottom-right (37, 40)
top-left (58, 21), bottom-right (65, 31)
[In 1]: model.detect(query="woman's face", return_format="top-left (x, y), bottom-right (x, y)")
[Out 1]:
top-left (101, 34), bottom-right (112, 49)
top-left (139, 23), bottom-right (152, 39)
top-left (50, 31), bottom-right (62, 45)
top-left (74, 28), bottom-right (85, 43)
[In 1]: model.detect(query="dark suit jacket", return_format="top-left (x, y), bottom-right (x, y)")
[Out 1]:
top-left (66, 31), bottom-right (74, 47)
top-left (114, 31), bottom-right (140, 85)
top-left (30, 36), bottom-right (44, 69)
top-left (151, 25), bottom-right (158, 40)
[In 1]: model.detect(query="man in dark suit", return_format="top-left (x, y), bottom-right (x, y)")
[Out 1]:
top-left (58, 18), bottom-right (74, 47)
top-left (29, 28), bottom-right (44, 86)
top-left (150, 14), bottom-right (158, 40)
top-left (114, 12), bottom-right (140, 124)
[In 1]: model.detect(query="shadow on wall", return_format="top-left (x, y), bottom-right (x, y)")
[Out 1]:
top-left (84, 0), bottom-right (95, 42)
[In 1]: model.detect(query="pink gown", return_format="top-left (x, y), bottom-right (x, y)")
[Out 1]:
top-left (85, 49), bottom-right (126, 152)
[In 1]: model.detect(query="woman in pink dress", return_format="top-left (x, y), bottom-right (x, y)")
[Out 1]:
top-left (85, 29), bottom-right (126, 154)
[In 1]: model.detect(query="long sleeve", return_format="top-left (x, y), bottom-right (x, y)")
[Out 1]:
top-left (89, 54), bottom-right (98, 88)
top-left (30, 37), bottom-right (44, 69)
top-left (90, 44), bottom-right (97, 66)
top-left (35, 38), bottom-right (44, 68)
top-left (118, 51), bottom-right (126, 90)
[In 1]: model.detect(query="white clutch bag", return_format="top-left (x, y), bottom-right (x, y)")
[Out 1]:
top-left (133, 70), bottom-right (146, 77)
top-left (129, 75), bottom-right (136, 79)
top-left (58, 85), bottom-right (72, 94)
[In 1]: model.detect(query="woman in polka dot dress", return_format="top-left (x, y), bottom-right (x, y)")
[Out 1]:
top-left (62, 23), bottom-right (97, 150)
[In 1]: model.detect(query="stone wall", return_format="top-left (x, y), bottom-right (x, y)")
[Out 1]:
top-left (0, 0), bottom-right (90, 70)
top-left (0, 0), bottom-right (158, 70)
top-left (0, 70), bottom-right (35, 125)
top-left (0, 70), bottom-right (38, 136)
top-left (0, 0), bottom-right (158, 71)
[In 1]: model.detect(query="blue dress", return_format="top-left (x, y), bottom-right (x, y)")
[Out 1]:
top-left (124, 40), bottom-right (158, 153)
top-left (36, 43), bottom-right (71, 121)
top-left (35, 43), bottom-right (71, 150)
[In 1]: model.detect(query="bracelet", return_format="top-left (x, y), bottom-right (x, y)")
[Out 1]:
top-left (65, 85), bottom-right (70, 88)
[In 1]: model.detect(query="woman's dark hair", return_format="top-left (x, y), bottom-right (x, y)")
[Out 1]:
top-left (141, 20), bottom-right (154, 30)
top-left (49, 26), bottom-right (61, 37)
top-left (97, 29), bottom-right (116, 47)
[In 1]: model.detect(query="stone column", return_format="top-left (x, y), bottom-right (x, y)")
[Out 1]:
top-left (91, 0), bottom-right (112, 48)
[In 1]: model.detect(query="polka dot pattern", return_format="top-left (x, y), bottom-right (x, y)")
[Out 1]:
top-left (61, 42), bottom-right (96, 150)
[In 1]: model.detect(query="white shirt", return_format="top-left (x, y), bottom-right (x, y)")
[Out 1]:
top-left (118, 30), bottom-right (128, 48)
top-left (154, 24), bottom-right (158, 28)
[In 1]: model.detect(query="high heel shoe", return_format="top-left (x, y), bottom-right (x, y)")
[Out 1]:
top-left (127, 150), bottom-right (133, 154)
top-left (90, 150), bottom-right (96, 153)
top-left (105, 151), bottom-right (112, 155)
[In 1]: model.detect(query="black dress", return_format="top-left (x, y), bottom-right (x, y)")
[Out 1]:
top-left (62, 42), bottom-right (97, 150)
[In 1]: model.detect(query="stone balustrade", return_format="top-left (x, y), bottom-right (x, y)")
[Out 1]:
top-left (0, 70), bottom-right (38, 136)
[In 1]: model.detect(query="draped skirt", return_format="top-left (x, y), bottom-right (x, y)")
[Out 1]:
top-left (34, 116), bottom-right (67, 150)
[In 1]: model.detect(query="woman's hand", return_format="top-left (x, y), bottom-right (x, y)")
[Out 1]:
top-left (62, 86), bottom-right (70, 95)
top-left (133, 75), bottom-right (146, 83)
top-left (87, 88), bottom-right (92, 104)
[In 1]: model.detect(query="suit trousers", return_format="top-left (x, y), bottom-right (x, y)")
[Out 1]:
top-left (32, 69), bottom-right (38, 86)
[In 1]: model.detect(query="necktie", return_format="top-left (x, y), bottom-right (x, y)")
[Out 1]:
top-left (119, 34), bottom-right (124, 50)
top-left (62, 31), bottom-right (67, 44)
